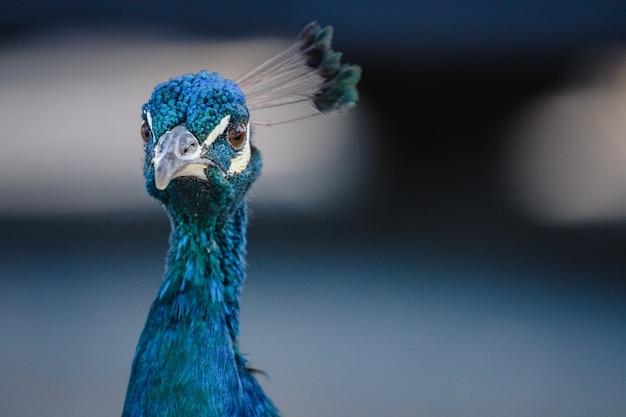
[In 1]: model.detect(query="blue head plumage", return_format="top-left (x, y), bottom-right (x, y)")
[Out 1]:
top-left (141, 71), bottom-right (261, 223)
top-left (146, 71), bottom-right (247, 140)
top-left (122, 22), bottom-right (360, 417)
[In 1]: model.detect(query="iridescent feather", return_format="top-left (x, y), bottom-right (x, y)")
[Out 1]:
top-left (238, 22), bottom-right (361, 119)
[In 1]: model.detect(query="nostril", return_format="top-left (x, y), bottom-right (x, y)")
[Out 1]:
top-left (181, 141), bottom-right (198, 156)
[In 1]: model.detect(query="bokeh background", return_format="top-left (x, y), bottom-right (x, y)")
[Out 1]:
top-left (1, 2), bottom-right (626, 417)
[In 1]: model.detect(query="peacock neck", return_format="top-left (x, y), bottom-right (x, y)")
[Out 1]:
top-left (158, 200), bottom-right (249, 340)
top-left (122, 201), bottom-right (263, 417)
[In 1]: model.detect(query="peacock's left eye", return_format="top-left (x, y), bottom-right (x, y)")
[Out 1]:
top-left (140, 120), bottom-right (151, 143)
top-left (227, 123), bottom-right (247, 151)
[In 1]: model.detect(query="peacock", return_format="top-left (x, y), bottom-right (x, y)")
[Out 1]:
top-left (121, 22), bottom-right (360, 417)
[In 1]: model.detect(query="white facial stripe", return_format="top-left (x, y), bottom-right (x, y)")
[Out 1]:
top-left (227, 123), bottom-right (251, 175)
top-left (203, 115), bottom-right (231, 149)
top-left (146, 110), bottom-right (153, 131)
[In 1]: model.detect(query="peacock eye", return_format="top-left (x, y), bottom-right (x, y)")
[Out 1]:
top-left (227, 123), bottom-right (247, 151)
top-left (140, 120), bottom-right (151, 143)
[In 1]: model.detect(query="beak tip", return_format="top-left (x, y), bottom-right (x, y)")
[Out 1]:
top-left (155, 183), bottom-right (168, 191)
top-left (153, 163), bottom-right (170, 190)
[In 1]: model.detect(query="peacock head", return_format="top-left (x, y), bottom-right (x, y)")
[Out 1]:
top-left (141, 71), bottom-right (261, 219)
top-left (139, 22), bottom-right (361, 221)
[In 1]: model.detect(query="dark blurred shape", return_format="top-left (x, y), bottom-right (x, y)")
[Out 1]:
top-left (2, 1), bottom-right (626, 58)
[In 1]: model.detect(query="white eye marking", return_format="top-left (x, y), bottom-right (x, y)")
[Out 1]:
top-left (227, 122), bottom-right (251, 175)
top-left (202, 115), bottom-right (231, 149)
top-left (146, 110), bottom-right (153, 131)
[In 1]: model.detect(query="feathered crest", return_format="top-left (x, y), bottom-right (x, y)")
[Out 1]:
top-left (236, 22), bottom-right (361, 124)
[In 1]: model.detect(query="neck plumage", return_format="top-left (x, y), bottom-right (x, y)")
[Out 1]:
top-left (122, 202), bottom-right (279, 417)
top-left (160, 202), bottom-right (248, 340)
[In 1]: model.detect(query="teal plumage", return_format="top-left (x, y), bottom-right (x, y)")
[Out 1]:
top-left (122, 22), bottom-right (360, 417)
top-left (297, 22), bottom-right (360, 113)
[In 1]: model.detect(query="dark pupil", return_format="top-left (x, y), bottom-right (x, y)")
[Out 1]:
top-left (229, 124), bottom-right (246, 148)
top-left (140, 120), bottom-right (151, 143)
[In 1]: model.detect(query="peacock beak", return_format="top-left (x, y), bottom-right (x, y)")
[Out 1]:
top-left (151, 125), bottom-right (214, 190)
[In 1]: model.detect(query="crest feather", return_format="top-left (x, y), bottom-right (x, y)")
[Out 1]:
top-left (236, 22), bottom-right (361, 123)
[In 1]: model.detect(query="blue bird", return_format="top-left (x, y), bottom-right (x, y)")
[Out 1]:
top-left (122, 22), bottom-right (360, 417)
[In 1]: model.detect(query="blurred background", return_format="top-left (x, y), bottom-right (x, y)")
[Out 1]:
top-left (1, 2), bottom-right (626, 417)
